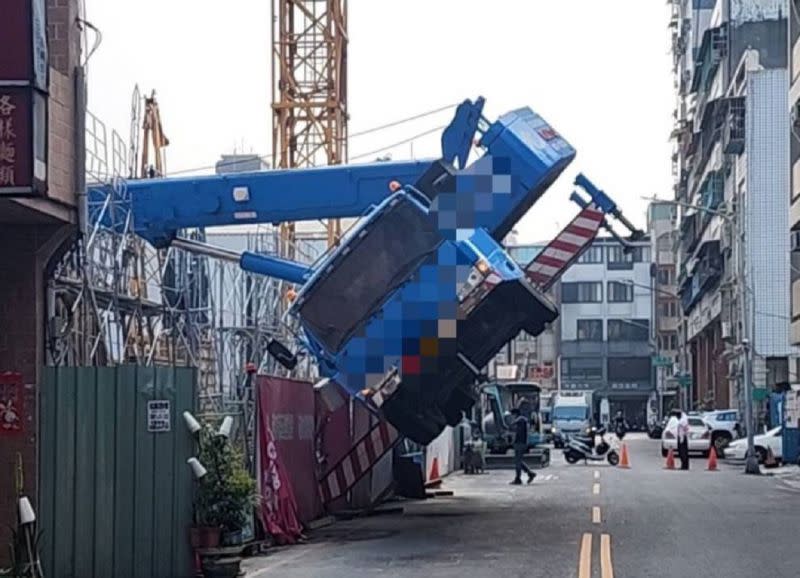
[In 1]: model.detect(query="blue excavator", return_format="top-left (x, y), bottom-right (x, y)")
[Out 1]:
top-left (119, 97), bottom-right (641, 445)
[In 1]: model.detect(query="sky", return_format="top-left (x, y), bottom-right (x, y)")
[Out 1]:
top-left (83, 0), bottom-right (675, 243)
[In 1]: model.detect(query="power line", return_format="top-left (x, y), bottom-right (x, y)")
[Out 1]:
top-left (162, 105), bottom-right (458, 177)
top-left (349, 125), bottom-right (446, 161)
top-left (346, 103), bottom-right (458, 139)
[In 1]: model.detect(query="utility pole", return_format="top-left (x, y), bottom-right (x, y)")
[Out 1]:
top-left (735, 192), bottom-right (760, 475)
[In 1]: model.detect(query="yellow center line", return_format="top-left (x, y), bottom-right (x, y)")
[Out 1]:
top-left (592, 506), bottom-right (601, 524)
top-left (601, 534), bottom-right (614, 578)
top-left (578, 533), bottom-right (592, 578)
top-left (593, 482), bottom-right (600, 495)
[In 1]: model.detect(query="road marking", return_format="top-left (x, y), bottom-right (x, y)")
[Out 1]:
top-left (594, 470), bottom-right (600, 480)
top-left (601, 533), bottom-right (614, 578)
top-left (578, 533), bottom-right (592, 578)
top-left (592, 506), bottom-right (601, 524)
top-left (593, 482), bottom-right (600, 495)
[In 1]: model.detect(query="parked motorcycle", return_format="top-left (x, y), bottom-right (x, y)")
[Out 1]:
top-left (563, 426), bottom-right (619, 466)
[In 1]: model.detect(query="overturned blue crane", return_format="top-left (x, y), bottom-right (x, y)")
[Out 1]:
top-left (122, 97), bottom-right (639, 444)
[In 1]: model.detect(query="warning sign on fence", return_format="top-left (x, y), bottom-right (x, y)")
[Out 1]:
top-left (147, 400), bottom-right (171, 432)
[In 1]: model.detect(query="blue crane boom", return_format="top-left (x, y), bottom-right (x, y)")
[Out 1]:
top-left (126, 159), bottom-right (435, 248)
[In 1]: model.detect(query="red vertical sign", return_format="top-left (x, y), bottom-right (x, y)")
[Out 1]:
top-left (0, 89), bottom-right (33, 191)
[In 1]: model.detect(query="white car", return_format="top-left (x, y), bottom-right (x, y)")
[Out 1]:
top-left (702, 409), bottom-right (742, 452)
top-left (661, 416), bottom-right (712, 457)
top-left (722, 426), bottom-right (783, 463)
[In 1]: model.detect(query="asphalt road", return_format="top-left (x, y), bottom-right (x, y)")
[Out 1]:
top-left (243, 434), bottom-right (800, 578)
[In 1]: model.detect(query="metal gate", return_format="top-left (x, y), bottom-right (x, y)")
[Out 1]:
top-left (39, 365), bottom-right (196, 578)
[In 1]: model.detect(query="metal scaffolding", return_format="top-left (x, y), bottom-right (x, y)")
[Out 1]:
top-left (272, 0), bottom-right (349, 250)
top-left (46, 108), bottom-right (321, 411)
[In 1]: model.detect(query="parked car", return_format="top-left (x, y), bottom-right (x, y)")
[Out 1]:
top-left (722, 426), bottom-right (783, 464)
top-left (661, 416), bottom-right (712, 457)
top-left (702, 409), bottom-right (742, 453)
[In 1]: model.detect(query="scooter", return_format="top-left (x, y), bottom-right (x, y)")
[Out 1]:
top-left (563, 426), bottom-right (620, 466)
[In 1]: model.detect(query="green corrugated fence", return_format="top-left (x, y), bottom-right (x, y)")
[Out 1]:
top-left (39, 365), bottom-right (196, 578)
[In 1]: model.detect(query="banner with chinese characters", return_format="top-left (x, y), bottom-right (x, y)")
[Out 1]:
top-left (257, 375), bottom-right (321, 525)
top-left (0, 0), bottom-right (48, 196)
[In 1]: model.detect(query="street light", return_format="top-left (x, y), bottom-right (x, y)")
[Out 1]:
top-left (642, 196), bottom-right (760, 475)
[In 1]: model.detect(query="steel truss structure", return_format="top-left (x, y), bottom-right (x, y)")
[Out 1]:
top-left (272, 0), bottom-right (349, 250)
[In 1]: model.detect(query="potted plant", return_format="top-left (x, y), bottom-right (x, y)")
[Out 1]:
top-left (190, 421), bottom-right (257, 553)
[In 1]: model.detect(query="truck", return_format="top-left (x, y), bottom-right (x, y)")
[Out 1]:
top-left (550, 391), bottom-right (593, 448)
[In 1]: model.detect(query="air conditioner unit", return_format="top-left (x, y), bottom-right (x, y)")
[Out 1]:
top-left (721, 321), bottom-right (732, 341)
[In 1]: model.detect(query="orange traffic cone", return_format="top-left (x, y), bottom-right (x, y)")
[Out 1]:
top-left (707, 447), bottom-right (718, 471)
top-left (665, 448), bottom-right (676, 470)
top-left (618, 443), bottom-right (630, 469)
top-left (424, 457), bottom-right (441, 488)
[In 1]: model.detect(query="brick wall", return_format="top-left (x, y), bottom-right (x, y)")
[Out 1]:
top-left (47, 0), bottom-right (80, 76)
top-left (47, 69), bottom-right (76, 207)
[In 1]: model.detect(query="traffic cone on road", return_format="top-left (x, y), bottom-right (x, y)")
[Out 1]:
top-left (425, 457), bottom-right (441, 488)
top-left (707, 447), bottom-right (718, 471)
top-left (618, 443), bottom-right (630, 469)
top-left (665, 448), bottom-right (676, 470)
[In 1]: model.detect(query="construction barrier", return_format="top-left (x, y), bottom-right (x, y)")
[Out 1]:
top-left (257, 375), bottom-right (322, 524)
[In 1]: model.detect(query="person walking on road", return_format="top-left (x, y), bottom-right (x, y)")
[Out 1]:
top-left (612, 410), bottom-right (628, 441)
top-left (509, 407), bottom-right (536, 485)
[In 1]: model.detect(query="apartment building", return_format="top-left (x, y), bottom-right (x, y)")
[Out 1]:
top-left (789, 2), bottom-right (800, 374)
top-left (670, 0), bottom-right (793, 413)
top-left (557, 238), bottom-right (655, 429)
top-left (648, 201), bottom-right (681, 413)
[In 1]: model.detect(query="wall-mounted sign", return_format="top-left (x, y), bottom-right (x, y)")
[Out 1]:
top-left (147, 400), bottom-right (171, 432)
top-left (610, 382), bottom-right (646, 391)
top-left (687, 291), bottom-right (722, 341)
top-left (0, 0), bottom-right (48, 196)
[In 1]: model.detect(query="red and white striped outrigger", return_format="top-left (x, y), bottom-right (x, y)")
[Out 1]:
top-left (525, 204), bottom-right (605, 291)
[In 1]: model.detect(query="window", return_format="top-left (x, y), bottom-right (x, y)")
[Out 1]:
top-left (561, 357), bottom-right (604, 381)
top-left (607, 281), bottom-right (634, 303)
top-left (607, 245), bottom-right (649, 268)
top-left (561, 282), bottom-right (602, 303)
top-left (607, 357), bottom-right (651, 381)
top-left (656, 267), bottom-right (675, 286)
top-left (578, 245), bottom-right (604, 264)
top-left (607, 319), bottom-right (649, 341)
top-left (658, 333), bottom-right (678, 351)
top-left (659, 301), bottom-right (678, 317)
top-left (577, 319), bottom-right (603, 341)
